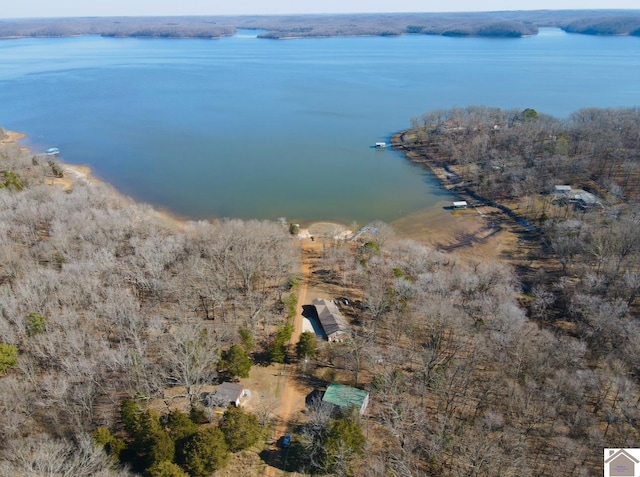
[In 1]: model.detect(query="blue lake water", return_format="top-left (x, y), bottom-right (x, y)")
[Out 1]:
top-left (0, 28), bottom-right (639, 224)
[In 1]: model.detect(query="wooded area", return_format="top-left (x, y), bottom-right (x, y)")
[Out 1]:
top-left (0, 134), bottom-right (297, 475)
top-left (2, 105), bottom-right (640, 476)
top-left (1, 10), bottom-right (639, 39)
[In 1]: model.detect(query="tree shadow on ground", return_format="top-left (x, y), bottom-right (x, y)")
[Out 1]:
top-left (311, 268), bottom-right (341, 285)
top-left (260, 439), bottom-right (306, 473)
top-left (434, 224), bottom-right (503, 252)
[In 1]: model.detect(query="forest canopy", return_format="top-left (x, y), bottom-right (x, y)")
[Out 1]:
top-left (1, 10), bottom-right (639, 39)
top-left (2, 105), bottom-right (640, 475)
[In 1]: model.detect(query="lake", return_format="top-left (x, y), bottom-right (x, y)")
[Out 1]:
top-left (0, 29), bottom-right (639, 224)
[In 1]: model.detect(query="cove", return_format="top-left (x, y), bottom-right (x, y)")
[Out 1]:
top-left (0, 29), bottom-right (638, 224)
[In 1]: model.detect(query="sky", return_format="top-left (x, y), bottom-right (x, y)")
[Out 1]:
top-left (2, 1), bottom-right (639, 18)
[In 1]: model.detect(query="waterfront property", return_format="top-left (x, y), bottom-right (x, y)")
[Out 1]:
top-left (1, 29), bottom-right (638, 222)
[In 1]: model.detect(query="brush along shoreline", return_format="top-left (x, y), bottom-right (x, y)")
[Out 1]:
top-left (2, 127), bottom-right (502, 253)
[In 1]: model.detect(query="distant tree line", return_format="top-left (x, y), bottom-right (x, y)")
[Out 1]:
top-left (2, 10), bottom-right (640, 40)
top-left (563, 15), bottom-right (640, 35)
top-left (0, 17), bottom-right (236, 39)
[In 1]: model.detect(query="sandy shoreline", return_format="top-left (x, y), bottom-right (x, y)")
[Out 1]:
top-left (1, 127), bottom-right (512, 259)
top-left (0, 129), bottom-right (26, 144)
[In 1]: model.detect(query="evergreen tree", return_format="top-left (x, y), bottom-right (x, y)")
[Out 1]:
top-left (238, 327), bottom-right (255, 352)
top-left (521, 107), bottom-right (539, 121)
top-left (0, 343), bottom-right (18, 376)
top-left (93, 426), bottom-right (126, 462)
top-left (305, 413), bottom-right (365, 476)
top-left (121, 399), bottom-right (143, 437)
top-left (268, 338), bottom-right (287, 364)
top-left (324, 416), bottom-right (365, 461)
top-left (189, 403), bottom-right (209, 425)
top-left (268, 323), bottom-right (294, 364)
top-left (145, 461), bottom-right (189, 477)
top-left (167, 410), bottom-right (198, 461)
top-left (221, 344), bottom-right (252, 379)
top-left (182, 427), bottom-right (229, 477)
top-left (219, 406), bottom-right (261, 452)
top-left (0, 170), bottom-right (23, 190)
top-left (138, 409), bottom-right (176, 469)
top-left (167, 411), bottom-right (198, 443)
top-left (296, 331), bottom-right (318, 360)
top-left (120, 402), bottom-right (175, 471)
top-left (25, 312), bottom-right (46, 336)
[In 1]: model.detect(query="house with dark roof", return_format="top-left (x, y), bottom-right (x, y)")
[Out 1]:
top-left (322, 383), bottom-right (369, 415)
top-left (313, 298), bottom-right (350, 342)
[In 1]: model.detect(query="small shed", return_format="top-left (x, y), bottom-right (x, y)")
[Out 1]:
top-left (205, 382), bottom-right (248, 408)
top-left (322, 383), bottom-right (369, 415)
top-left (452, 201), bottom-right (468, 210)
top-left (554, 185), bottom-right (572, 194)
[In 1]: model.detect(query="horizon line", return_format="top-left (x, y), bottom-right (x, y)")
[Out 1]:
top-left (3, 8), bottom-right (640, 20)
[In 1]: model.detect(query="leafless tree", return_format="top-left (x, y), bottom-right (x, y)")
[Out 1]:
top-left (161, 323), bottom-right (221, 402)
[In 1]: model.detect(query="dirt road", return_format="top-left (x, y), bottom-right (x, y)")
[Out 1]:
top-left (263, 238), bottom-right (316, 476)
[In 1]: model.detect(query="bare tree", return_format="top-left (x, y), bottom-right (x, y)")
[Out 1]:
top-left (161, 323), bottom-right (220, 402)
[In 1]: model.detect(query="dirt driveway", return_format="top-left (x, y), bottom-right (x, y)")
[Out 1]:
top-left (262, 237), bottom-right (319, 476)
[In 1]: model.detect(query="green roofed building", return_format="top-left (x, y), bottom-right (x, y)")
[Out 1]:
top-left (322, 383), bottom-right (369, 415)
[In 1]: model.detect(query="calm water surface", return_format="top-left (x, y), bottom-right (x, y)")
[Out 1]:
top-left (0, 29), bottom-right (638, 223)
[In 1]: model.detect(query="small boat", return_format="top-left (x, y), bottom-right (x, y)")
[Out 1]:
top-left (374, 142), bottom-right (387, 149)
top-left (44, 147), bottom-right (59, 156)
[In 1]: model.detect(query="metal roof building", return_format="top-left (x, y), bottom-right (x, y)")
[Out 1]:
top-left (313, 298), bottom-right (350, 342)
top-left (322, 383), bottom-right (369, 415)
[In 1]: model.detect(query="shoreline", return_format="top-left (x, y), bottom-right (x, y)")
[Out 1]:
top-left (390, 130), bottom-right (455, 190)
top-left (0, 129), bottom-right (26, 144)
top-left (389, 130), bottom-right (518, 258)
top-left (1, 127), bottom-right (510, 259)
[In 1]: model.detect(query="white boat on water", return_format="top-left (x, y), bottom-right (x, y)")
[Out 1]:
top-left (374, 142), bottom-right (387, 149)
top-left (44, 147), bottom-right (59, 156)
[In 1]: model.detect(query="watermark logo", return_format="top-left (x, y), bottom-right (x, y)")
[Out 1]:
top-left (604, 449), bottom-right (640, 477)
